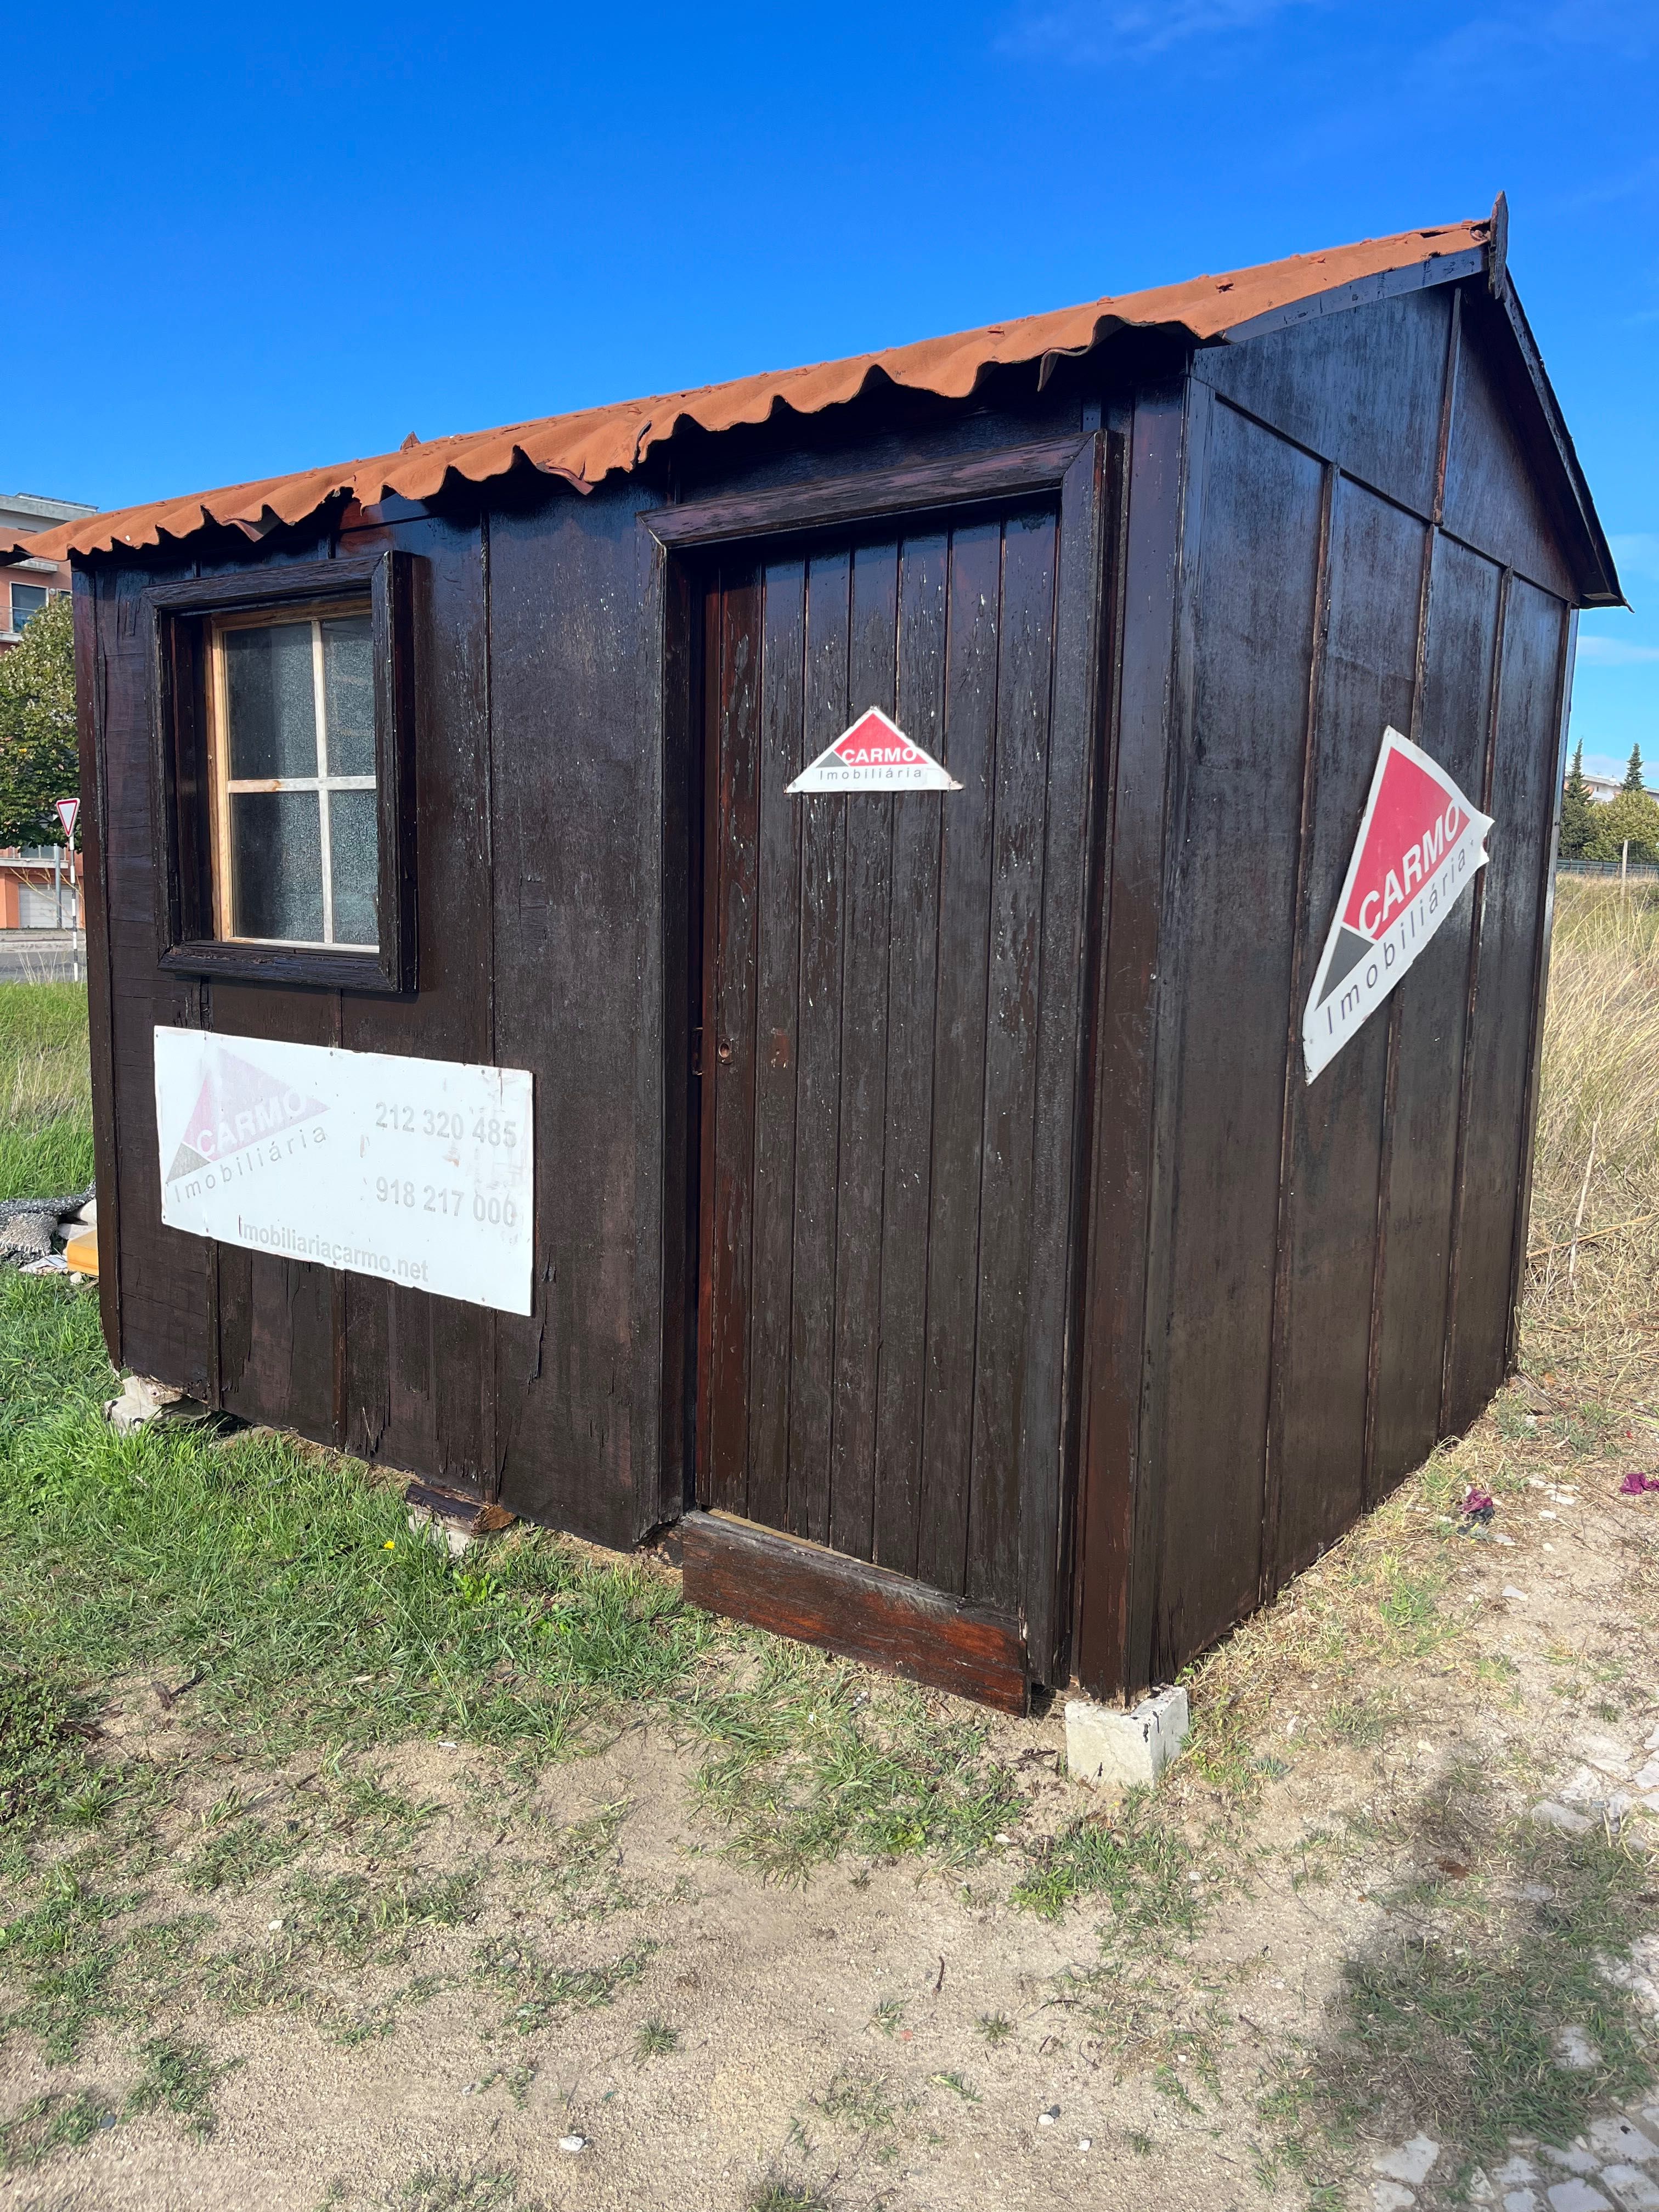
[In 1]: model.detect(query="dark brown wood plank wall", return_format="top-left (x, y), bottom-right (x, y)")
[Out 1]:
top-left (873, 533), bottom-right (949, 1578)
top-left (1121, 284), bottom-right (1578, 1690)
top-left (486, 482), bottom-right (663, 1549)
top-left (1074, 390), bottom-right (1184, 1697)
top-left (1265, 479), bottom-right (1425, 1587)
top-left (744, 556), bottom-right (808, 1536)
top-left (1443, 573), bottom-right (1570, 1430)
top-left (1369, 536), bottom-right (1502, 1493)
top-left (1442, 310), bottom-right (1578, 603)
top-left (966, 510), bottom-right (1059, 1614)
top-left (1143, 392), bottom-right (1327, 1676)
top-left (788, 548), bottom-right (853, 1545)
top-left (703, 563), bottom-right (763, 1516)
top-left (829, 542), bottom-right (901, 1562)
top-left (696, 491), bottom-right (1086, 1635)
top-left (190, 533), bottom-right (345, 1447)
top-left (914, 524), bottom-right (1001, 1593)
top-left (1018, 435), bottom-right (1109, 1678)
top-left (331, 509), bottom-right (495, 1496)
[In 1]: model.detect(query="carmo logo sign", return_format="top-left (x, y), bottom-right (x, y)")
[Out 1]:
top-left (1303, 727), bottom-right (1492, 1084)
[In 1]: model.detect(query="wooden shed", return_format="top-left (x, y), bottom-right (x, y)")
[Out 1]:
top-left (5, 207), bottom-right (1618, 1713)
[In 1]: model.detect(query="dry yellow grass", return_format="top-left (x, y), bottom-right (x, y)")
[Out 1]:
top-left (1525, 879), bottom-right (1659, 1378)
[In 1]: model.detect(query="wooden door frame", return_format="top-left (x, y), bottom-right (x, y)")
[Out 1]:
top-left (645, 427), bottom-right (1115, 1694)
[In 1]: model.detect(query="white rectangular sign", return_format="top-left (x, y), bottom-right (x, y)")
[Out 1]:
top-left (154, 1028), bottom-right (534, 1314)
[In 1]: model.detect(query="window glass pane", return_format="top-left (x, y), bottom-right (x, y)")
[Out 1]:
top-left (321, 614), bottom-right (375, 776)
top-left (230, 791), bottom-right (323, 941)
top-left (10, 583), bottom-right (47, 630)
top-left (328, 787), bottom-right (379, 947)
top-left (224, 622), bottom-right (317, 779)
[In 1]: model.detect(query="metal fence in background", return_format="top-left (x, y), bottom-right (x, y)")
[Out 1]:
top-left (1556, 858), bottom-right (1659, 881)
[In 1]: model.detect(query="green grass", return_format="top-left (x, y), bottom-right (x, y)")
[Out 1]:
top-left (1011, 1788), bottom-right (1204, 1942)
top-left (0, 983), bottom-right (93, 1201)
top-left (1264, 1815), bottom-right (1659, 2191)
top-left (691, 1640), bottom-right (1019, 1879)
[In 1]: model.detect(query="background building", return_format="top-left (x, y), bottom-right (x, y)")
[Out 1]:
top-left (0, 490), bottom-right (94, 648)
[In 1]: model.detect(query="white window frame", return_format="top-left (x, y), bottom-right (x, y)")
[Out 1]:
top-left (206, 601), bottom-right (377, 950)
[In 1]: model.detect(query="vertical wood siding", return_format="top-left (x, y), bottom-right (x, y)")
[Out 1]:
top-left (697, 498), bottom-right (1098, 1634)
top-left (1122, 289), bottom-right (1576, 1690)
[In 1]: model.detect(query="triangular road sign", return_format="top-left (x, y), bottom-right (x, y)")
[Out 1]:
top-left (55, 797), bottom-right (79, 841)
top-left (1303, 727), bottom-right (1492, 1084)
top-left (787, 707), bottom-right (962, 795)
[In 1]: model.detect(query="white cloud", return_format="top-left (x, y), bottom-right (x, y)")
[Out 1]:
top-left (1576, 635), bottom-right (1659, 667)
top-left (1001, 0), bottom-right (1314, 61)
top-left (1610, 533), bottom-right (1659, 585)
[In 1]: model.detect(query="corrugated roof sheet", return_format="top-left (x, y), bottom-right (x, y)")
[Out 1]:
top-left (6, 219), bottom-right (1491, 566)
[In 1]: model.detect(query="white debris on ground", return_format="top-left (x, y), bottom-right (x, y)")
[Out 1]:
top-left (104, 1372), bottom-right (189, 1434)
top-left (1358, 1933), bottom-right (1659, 2205)
top-left (1356, 1736), bottom-right (1659, 2210)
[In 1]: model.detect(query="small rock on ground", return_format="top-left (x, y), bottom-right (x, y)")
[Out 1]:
top-left (1373, 2136), bottom-right (1442, 2185)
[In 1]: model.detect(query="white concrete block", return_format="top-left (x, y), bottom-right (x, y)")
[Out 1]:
top-left (1545, 2181), bottom-right (1611, 2212)
top-left (1592, 2121), bottom-right (1659, 2165)
top-left (1600, 2165), bottom-right (1659, 2211)
top-left (1374, 2136), bottom-right (1441, 2185)
top-left (1552, 2026), bottom-right (1601, 2072)
top-left (1065, 1686), bottom-right (1189, 1788)
top-left (104, 1372), bottom-right (188, 1434)
top-left (1372, 2185), bottom-right (1415, 2211)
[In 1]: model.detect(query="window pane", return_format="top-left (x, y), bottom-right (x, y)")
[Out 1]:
top-left (230, 791), bottom-right (323, 941)
top-left (10, 583), bottom-right (47, 630)
top-left (224, 622), bottom-right (317, 779)
top-left (321, 614), bottom-right (375, 776)
top-left (328, 787), bottom-right (379, 947)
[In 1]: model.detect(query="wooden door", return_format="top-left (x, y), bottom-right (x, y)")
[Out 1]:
top-left (696, 500), bottom-right (1084, 1629)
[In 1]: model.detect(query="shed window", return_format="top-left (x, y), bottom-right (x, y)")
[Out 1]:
top-left (211, 608), bottom-right (378, 949)
top-left (145, 548), bottom-right (418, 995)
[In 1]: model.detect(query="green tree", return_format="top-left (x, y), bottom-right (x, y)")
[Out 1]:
top-left (0, 594), bottom-right (78, 849)
top-left (1586, 785), bottom-right (1659, 867)
top-left (1559, 741), bottom-right (1595, 859)
top-left (1623, 743), bottom-right (1646, 794)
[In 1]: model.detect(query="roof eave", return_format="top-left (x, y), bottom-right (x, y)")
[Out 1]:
top-left (1485, 274), bottom-right (1623, 609)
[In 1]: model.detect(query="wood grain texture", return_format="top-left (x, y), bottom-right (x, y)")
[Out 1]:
top-left (486, 481), bottom-right (657, 1549)
top-left (680, 1510), bottom-right (1030, 1712)
top-left (827, 541), bottom-right (899, 1561)
top-left (1197, 283), bottom-right (1453, 522)
top-left (646, 436), bottom-right (1088, 550)
top-left (872, 533), bottom-right (948, 1579)
top-left (1074, 393), bottom-right (1183, 1700)
top-left (1443, 311), bottom-right (1576, 602)
top-left (1268, 477), bottom-right (1424, 1587)
top-left (334, 510), bottom-right (494, 1495)
top-left (787, 547), bottom-right (852, 1544)
top-left (1369, 535), bottom-right (1501, 1492)
top-left (1147, 395), bottom-right (1325, 1680)
top-left (1444, 572), bottom-right (1568, 1429)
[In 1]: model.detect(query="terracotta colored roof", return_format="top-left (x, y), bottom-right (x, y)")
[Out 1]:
top-left (7, 218), bottom-right (1492, 566)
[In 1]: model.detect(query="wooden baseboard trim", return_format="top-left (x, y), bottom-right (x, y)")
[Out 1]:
top-left (680, 1511), bottom-right (1030, 1714)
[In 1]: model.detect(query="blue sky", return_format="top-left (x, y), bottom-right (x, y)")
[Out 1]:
top-left (5, 0), bottom-right (1656, 776)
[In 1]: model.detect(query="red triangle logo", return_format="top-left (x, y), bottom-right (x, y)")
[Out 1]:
top-left (788, 707), bottom-right (962, 794)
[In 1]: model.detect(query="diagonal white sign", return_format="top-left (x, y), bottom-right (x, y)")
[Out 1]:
top-left (1303, 726), bottom-right (1492, 1084)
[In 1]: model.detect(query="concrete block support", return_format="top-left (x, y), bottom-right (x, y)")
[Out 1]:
top-left (1065, 1686), bottom-right (1190, 1788)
